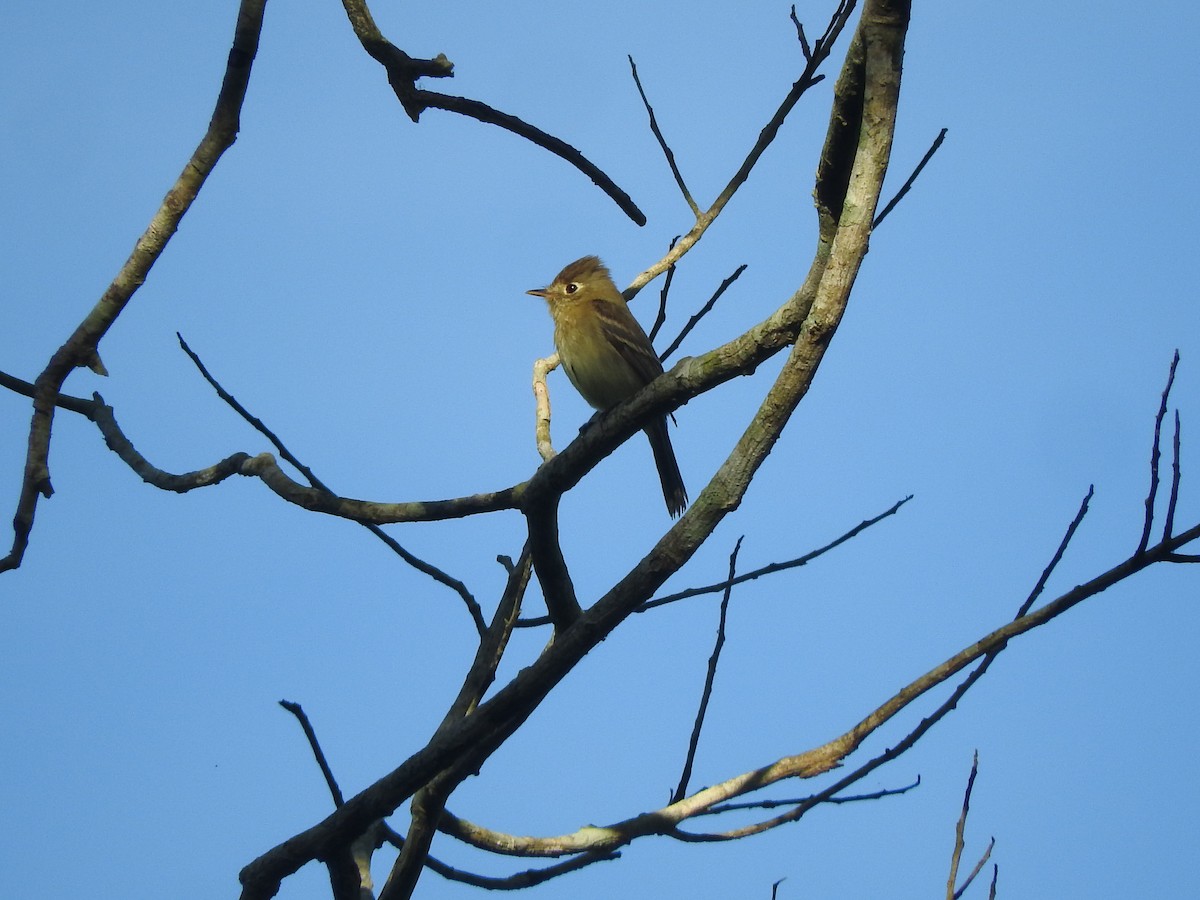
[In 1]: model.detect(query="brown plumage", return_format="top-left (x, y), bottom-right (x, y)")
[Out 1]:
top-left (528, 256), bottom-right (687, 516)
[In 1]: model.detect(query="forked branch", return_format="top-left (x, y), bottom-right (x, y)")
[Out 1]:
top-left (0, 0), bottom-right (268, 573)
top-left (339, 0), bottom-right (645, 225)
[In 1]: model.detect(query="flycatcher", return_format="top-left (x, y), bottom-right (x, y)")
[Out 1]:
top-left (528, 256), bottom-right (688, 516)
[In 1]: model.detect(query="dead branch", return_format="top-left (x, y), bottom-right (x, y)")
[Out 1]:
top-left (339, 0), bottom-right (645, 225)
top-left (673, 537), bottom-right (743, 803)
top-left (0, 0), bottom-right (268, 574)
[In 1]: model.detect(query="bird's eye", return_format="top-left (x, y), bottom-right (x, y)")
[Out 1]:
top-left (565, 282), bottom-right (580, 294)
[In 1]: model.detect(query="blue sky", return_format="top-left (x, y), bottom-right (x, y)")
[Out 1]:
top-left (2, 2), bottom-right (1198, 898)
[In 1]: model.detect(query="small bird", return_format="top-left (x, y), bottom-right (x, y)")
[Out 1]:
top-left (528, 256), bottom-right (687, 516)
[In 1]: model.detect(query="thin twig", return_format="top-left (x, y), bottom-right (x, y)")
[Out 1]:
top-left (178, 333), bottom-right (487, 636)
top-left (1164, 409), bottom-right (1182, 541)
top-left (953, 838), bottom-right (995, 900)
top-left (946, 751), bottom-right (979, 899)
top-left (177, 335), bottom-right (327, 490)
top-left (339, 0), bottom-right (645, 225)
top-left (640, 495), bottom-right (911, 613)
top-left (1139, 350), bottom-right (1180, 554)
top-left (674, 537), bottom-right (743, 803)
top-left (659, 264), bottom-right (748, 362)
top-left (1018, 485), bottom-right (1093, 617)
top-left (791, 5), bottom-right (811, 59)
top-left (428, 850), bottom-right (620, 890)
top-left (514, 494), bottom-right (910, 629)
top-left (420, 91), bottom-right (646, 225)
top-left (706, 777), bottom-right (919, 814)
top-left (629, 56), bottom-right (700, 217)
top-left (279, 700), bottom-right (345, 808)
top-left (873, 127), bottom-right (947, 228)
top-left (648, 240), bottom-right (680, 343)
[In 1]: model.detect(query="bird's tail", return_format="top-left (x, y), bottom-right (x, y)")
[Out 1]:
top-left (645, 418), bottom-right (688, 517)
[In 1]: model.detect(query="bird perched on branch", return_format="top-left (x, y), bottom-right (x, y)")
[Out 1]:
top-left (528, 256), bottom-right (687, 516)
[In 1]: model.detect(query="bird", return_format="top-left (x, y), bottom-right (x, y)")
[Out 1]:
top-left (528, 255), bottom-right (687, 516)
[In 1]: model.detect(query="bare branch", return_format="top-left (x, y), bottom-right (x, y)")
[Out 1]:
top-left (705, 776), bottom-right (919, 814)
top-left (419, 91), bottom-right (646, 225)
top-left (234, 0), bottom-right (1199, 882)
top-left (873, 126), bottom-right (948, 228)
top-left (88, 401), bottom-right (525, 526)
top-left (532, 354), bottom-right (560, 463)
top-left (513, 495), bottom-right (910, 630)
top-left (524, 495), bottom-right (582, 632)
top-left (397, 821), bottom-right (619, 891)
top-left (423, 487), bottom-right (1200, 861)
top-left (92, 394), bottom-right (252, 492)
top-left (439, 544), bottom-right (531, 732)
top-left (3, 374), bottom-right (253, 494)
top-left (1018, 485), bottom-right (1093, 617)
top-left (339, 0), bottom-right (645, 225)
top-left (953, 838), bottom-right (995, 900)
top-left (178, 333), bottom-right (487, 635)
top-left (381, 788), bottom-right (446, 900)
top-left (0, 370), bottom-right (96, 416)
top-left (625, 0), bottom-right (857, 298)
top-left (1139, 350), bottom-right (1181, 554)
top-left (242, 453), bottom-right (520, 522)
top-left (382, 546), bottom-right (531, 898)
top-left (791, 5), bottom-right (812, 60)
top-left (629, 56), bottom-right (700, 216)
top-left (674, 537), bottom-right (743, 803)
top-left (428, 504), bottom-right (1199, 860)
top-left (647, 239), bottom-right (680, 344)
top-left (25, 375), bottom-right (520, 531)
top-left (659, 264), bottom-right (749, 362)
top-left (177, 335), bottom-right (326, 491)
top-left (239, 1), bottom-right (919, 890)
top-left (670, 515), bottom-right (1200, 844)
top-left (1, 0), bottom-right (268, 574)
top-left (640, 496), bottom-right (911, 613)
top-left (1165, 409), bottom-right (1182, 540)
top-left (946, 751), bottom-right (979, 899)
top-left (279, 699), bottom-right (379, 898)
top-left (279, 700), bottom-right (346, 808)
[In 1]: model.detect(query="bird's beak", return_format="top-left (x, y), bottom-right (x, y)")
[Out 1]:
top-left (526, 287), bottom-right (549, 298)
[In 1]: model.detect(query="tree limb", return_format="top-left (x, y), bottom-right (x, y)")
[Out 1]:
top-left (0, 0), bottom-right (269, 573)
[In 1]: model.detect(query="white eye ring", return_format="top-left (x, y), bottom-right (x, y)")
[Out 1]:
top-left (565, 282), bottom-right (580, 294)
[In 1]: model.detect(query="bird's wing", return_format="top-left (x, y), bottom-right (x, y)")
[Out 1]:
top-left (591, 299), bottom-right (665, 386)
